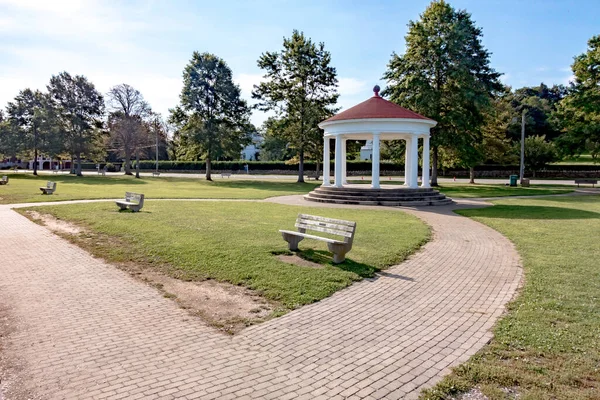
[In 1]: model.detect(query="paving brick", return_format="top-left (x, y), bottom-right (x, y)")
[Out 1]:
top-left (0, 198), bottom-right (522, 398)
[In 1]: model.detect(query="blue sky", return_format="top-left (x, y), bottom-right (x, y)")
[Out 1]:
top-left (1, 0), bottom-right (598, 127)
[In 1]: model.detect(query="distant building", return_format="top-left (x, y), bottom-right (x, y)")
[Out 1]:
top-left (360, 140), bottom-right (373, 160)
top-left (241, 134), bottom-right (263, 161)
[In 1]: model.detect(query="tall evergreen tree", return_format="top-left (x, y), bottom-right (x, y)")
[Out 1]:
top-left (170, 52), bottom-right (252, 180)
top-left (556, 35), bottom-right (600, 161)
top-left (5, 89), bottom-right (61, 175)
top-left (47, 72), bottom-right (105, 176)
top-left (252, 30), bottom-right (338, 183)
top-left (383, 0), bottom-right (502, 185)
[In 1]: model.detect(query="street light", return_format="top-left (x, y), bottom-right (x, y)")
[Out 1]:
top-left (512, 110), bottom-right (526, 183)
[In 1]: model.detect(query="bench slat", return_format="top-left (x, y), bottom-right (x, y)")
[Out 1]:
top-left (279, 230), bottom-right (343, 244)
top-left (294, 223), bottom-right (353, 238)
top-left (297, 214), bottom-right (356, 227)
top-left (296, 218), bottom-right (356, 233)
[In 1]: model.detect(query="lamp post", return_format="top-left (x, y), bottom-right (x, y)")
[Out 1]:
top-left (519, 110), bottom-right (525, 183)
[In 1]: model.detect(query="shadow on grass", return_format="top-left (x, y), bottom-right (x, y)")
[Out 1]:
top-left (459, 205), bottom-right (600, 220)
top-left (298, 249), bottom-right (379, 278)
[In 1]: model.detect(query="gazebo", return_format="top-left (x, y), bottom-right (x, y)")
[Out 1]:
top-left (305, 86), bottom-right (452, 206)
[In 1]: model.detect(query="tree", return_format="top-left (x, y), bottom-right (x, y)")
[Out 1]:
top-left (556, 35), bottom-right (600, 161)
top-left (383, 0), bottom-right (502, 185)
top-left (522, 135), bottom-right (558, 176)
top-left (253, 30), bottom-right (339, 183)
top-left (106, 84), bottom-right (152, 175)
top-left (170, 52), bottom-right (252, 180)
top-left (5, 89), bottom-right (62, 175)
top-left (47, 72), bottom-right (104, 176)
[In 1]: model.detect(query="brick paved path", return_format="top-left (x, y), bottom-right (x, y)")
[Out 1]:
top-left (0, 199), bottom-right (522, 400)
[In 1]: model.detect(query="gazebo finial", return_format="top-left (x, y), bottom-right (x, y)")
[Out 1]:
top-left (373, 85), bottom-right (381, 97)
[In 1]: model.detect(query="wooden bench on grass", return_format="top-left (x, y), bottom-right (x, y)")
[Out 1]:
top-left (39, 181), bottom-right (56, 195)
top-left (116, 192), bottom-right (145, 212)
top-left (574, 179), bottom-right (597, 187)
top-left (279, 214), bottom-right (357, 263)
top-left (221, 171), bottom-right (232, 178)
top-left (0, 176), bottom-right (8, 185)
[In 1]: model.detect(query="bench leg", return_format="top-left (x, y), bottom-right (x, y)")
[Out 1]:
top-left (328, 243), bottom-right (352, 264)
top-left (281, 232), bottom-right (304, 251)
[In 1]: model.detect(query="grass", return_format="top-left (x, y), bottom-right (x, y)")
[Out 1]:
top-left (421, 195), bottom-right (600, 400)
top-left (23, 201), bottom-right (430, 310)
top-left (0, 173), bottom-right (318, 204)
top-left (552, 154), bottom-right (597, 165)
top-left (347, 179), bottom-right (574, 198)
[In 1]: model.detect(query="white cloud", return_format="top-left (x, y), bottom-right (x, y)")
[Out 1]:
top-left (338, 77), bottom-right (368, 96)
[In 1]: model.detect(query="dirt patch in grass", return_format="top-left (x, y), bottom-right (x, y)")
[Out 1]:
top-left (26, 210), bottom-right (84, 235)
top-left (276, 254), bottom-right (323, 269)
top-left (22, 211), bottom-right (276, 335)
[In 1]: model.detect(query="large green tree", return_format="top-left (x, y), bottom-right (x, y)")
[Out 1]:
top-left (383, 0), bottom-right (502, 185)
top-left (47, 72), bottom-right (105, 176)
top-left (556, 35), bottom-right (600, 161)
top-left (5, 89), bottom-right (62, 175)
top-left (252, 30), bottom-right (338, 183)
top-left (170, 52), bottom-right (252, 180)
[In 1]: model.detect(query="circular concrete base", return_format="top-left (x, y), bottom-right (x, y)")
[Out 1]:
top-left (305, 184), bottom-right (453, 206)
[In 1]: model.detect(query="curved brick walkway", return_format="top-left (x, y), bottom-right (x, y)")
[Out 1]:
top-left (0, 198), bottom-right (522, 400)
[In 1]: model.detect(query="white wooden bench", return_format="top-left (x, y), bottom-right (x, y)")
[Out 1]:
top-left (221, 171), bottom-right (232, 178)
top-left (116, 192), bottom-right (145, 212)
top-left (0, 176), bottom-right (8, 185)
top-left (279, 214), bottom-right (357, 263)
top-left (39, 181), bottom-right (56, 194)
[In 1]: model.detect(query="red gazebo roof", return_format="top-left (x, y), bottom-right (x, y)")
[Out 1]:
top-left (323, 86), bottom-right (431, 123)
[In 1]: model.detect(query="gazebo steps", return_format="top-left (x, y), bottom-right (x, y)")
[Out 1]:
top-left (305, 186), bottom-right (453, 207)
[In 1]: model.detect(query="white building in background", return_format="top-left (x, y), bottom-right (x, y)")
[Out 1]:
top-left (241, 134), bottom-right (263, 161)
top-left (360, 140), bottom-right (373, 160)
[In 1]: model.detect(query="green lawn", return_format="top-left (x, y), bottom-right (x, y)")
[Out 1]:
top-left (23, 201), bottom-right (429, 311)
top-left (436, 183), bottom-right (573, 198)
top-left (0, 173), bottom-right (318, 204)
top-left (422, 195), bottom-right (600, 400)
top-left (347, 180), bottom-right (573, 198)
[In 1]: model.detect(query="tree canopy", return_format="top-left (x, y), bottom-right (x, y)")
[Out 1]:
top-left (252, 30), bottom-right (338, 182)
top-left (47, 72), bottom-right (104, 176)
top-left (383, 0), bottom-right (502, 185)
top-left (170, 52), bottom-right (252, 180)
top-left (556, 35), bottom-right (600, 161)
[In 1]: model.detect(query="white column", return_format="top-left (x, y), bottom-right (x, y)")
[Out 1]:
top-left (322, 136), bottom-right (331, 186)
top-left (342, 138), bottom-right (348, 184)
top-left (421, 135), bottom-right (430, 188)
top-left (334, 135), bottom-right (343, 187)
top-left (409, 135), bottom-right (419, 188)
top-left (404, 138), bottom-right (411, 186)
top-left (372, 133), bottom-right (380, 189)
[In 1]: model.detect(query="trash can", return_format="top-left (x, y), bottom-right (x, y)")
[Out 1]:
top-left (509, 175), bottom-right (518, 187)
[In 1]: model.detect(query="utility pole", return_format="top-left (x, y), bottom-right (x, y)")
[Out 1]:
top-left (520, 110), bottom-right (525, 183)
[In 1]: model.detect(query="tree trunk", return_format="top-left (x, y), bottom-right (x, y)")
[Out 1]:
top-left (431, 146), bottom-right (439, 186)
top-left (75, 153), bottom-right (82, 176)
top-left (33, 125), bottom-right (38, 176)
top-left (297, 148), bottom-right (305, 183)
top-left (135, 151), bottom-right (140, 179)
top-left (124, 152), bottom-right (132, 175)
top-left (205, 157), bottom-right (212, 181)
top-left (469, 167), bottom-right (475, 184)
